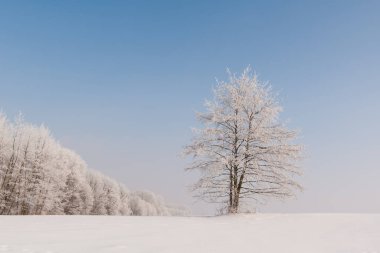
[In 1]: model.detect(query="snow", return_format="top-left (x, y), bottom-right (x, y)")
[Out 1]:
top-left (0, 214), bottom-right (379, 253)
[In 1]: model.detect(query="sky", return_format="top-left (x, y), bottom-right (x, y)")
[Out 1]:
top-left (0, 0), bottom-right (379, 214)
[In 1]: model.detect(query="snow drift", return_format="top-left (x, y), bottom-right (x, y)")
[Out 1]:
top-left (0, 214), bottom-right (379, 253)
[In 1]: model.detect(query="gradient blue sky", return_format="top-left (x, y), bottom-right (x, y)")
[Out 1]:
top-left (1, 1), bottom-right (379, 214)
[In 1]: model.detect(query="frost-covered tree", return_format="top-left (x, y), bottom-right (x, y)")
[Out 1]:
top-left (184, 68), bottom-right (302, 213)
top-left (87, 171), bottom-right (108, 215)
top-left (118, 183), bottom-right (132, 215)
top-left (61, 149), bottom-right (93, 215)
top-left (102, 176), bottom-right (122, 215)
top-left (0, 115), bottom-right (63, 215)
top-left (129, 191), bottom-right (166, 216)
top-left (0, 114), bottom-right (15, 214)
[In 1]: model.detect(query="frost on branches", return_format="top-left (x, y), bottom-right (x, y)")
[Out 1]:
top-left (0, 113), bottom-right (188, 216)
top-left (184, 68), bottom-right (302, 214)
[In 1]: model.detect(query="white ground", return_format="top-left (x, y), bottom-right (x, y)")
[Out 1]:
top-left (0, 214), bottom-right (379, 253)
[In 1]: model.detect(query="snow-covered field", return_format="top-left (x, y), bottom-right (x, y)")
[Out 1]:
top-left (0, 214), bottom-right (379, 253)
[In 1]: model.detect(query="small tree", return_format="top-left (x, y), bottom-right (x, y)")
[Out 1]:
top-left (184, 67), bottom-right (302, 214)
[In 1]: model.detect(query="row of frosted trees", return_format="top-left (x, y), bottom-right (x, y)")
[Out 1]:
top-left (0, 114), bottom-right (187, 216)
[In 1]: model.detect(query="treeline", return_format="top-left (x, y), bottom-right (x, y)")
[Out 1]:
top-left (0, 114), bottom-right (188, 216)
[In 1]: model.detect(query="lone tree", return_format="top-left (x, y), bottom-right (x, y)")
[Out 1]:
top-left (184, 68), bottom-right (302, 214)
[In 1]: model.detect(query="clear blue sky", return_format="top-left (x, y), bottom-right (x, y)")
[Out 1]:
top-left (1, 1), bottom-right (379, 214)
